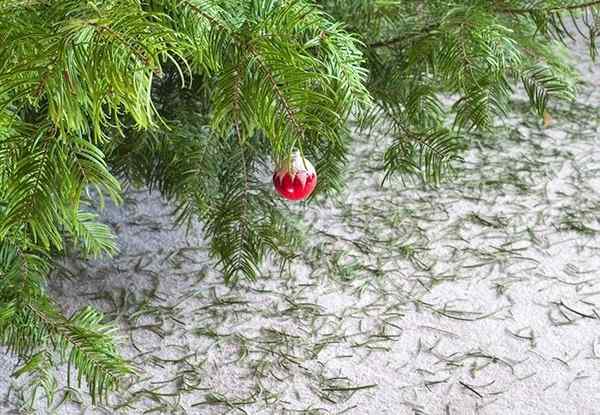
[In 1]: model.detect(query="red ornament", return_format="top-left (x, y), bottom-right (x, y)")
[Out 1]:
top-left (273, 151), bottom-right (317, 201)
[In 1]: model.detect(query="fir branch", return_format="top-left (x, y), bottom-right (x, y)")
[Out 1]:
top-left (0, 244), bottom-right (132, 403)
top-left (367, 23), bottom-right (440, 49)
top-left (232, 65), bottom-right (252, 283)
top-left (181, 0), bottom-right (310, 145)
top-left (247, 43), bottom-right (307, 142)
top-left (86, 21), bottom-right (154, 69)
top-left (11, 351), bottom-right (57, 407)
top-left (180, 0), bottom-right (229, 31)
top-left (383, 127), bottom-right (462, 185)
top-left (501, 1), bottom-right (600, 14)
top-left (23, 302), bottom-right (131, 403)
top-left (521, 64), bottom-right (575, 117)
top-left (3, 1), bottom-right (600, 407)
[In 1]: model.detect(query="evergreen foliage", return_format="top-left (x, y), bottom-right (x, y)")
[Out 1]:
top-left (0, 0), bottom-right (599, 403)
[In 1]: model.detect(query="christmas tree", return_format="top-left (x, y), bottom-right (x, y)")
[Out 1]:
top-left (0, 0), bottom-right (598, 404)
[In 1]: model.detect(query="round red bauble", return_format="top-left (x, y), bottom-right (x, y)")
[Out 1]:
top-left (273, 151), bottom-right (317, 201)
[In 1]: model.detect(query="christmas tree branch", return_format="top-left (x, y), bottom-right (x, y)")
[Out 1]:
top-left (2, 0), bottom-right (597, 407)
top-left (367, 23), bottom-right (440, 49)
top-left (0, 244), bottom-right (133, 403)
top-left (501, 0), bottom-right (600, 14)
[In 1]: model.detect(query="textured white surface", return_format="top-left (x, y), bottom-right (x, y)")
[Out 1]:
top-left (2, 42), bottom-right (600, 415)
